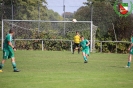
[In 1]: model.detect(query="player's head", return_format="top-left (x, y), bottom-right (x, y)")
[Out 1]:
top-left (9, 28), bottom-right (15, 35)
top-left (80, 35), bottom-right (84, 40)
top-left (76, 31), bottom-right (79, 35)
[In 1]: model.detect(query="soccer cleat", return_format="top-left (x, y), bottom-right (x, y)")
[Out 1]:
top-left (0, 70), bottom-right (3, 72)
top-left (125, 66), bottom-right (130, 68)
top-left (14, 69), bottom-right (20, 72)
top-left (84, 61), bottom-right (88, 63)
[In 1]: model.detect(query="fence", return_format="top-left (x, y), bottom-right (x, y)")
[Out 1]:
top-left (95, 41), bottom-right (131, 53)
top-left (14, 39), bottom-right (131, 53)
top-left (0, 39), bottom-right (131, 54)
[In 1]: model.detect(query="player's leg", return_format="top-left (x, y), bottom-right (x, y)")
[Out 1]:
top-left (0, 50), bottom-right (9, 72)
top-left (0, 60), bottom-right (6, 72)
top-left (125, 48), bottom-right (133, 68)
top-left (9, 51), bottom-right (20, 72)
top-left (85, 48), bottom-right (90, 56)
top-left (11, 57), bottom-right (19, 72)
top-left (85, 49), bottom-right (89, 61)
top-left (126, 54), bottom-right (132, 68)
top-left (88, 48), bottom-right (90, 56)
top-left (82, 50), bottom-right (87, 63)
top-left (72, 43), bottom-right (76, 54)
top-left (77, 44), bottom-right (80, 54)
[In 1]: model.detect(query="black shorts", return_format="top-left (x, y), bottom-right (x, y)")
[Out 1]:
top-left (73, 43), bottom-right (80, 49)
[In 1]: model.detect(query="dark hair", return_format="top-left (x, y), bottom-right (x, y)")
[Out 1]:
top-left (76, 31), bottom-right (79, 33)
top-left (80, 35), bottom-right (84, 38)
top-left (9, 28), bottom-right (15, 33)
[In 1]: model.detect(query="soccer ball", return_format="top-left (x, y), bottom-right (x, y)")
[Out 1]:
top-left (72, 19), bottom-right (77, 23)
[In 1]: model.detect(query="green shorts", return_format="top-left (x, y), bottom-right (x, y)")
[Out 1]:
top-left (3, 49), bottom-right (14, 59)
top-left (82, 48), bottom-right (90, 55)
top-left (129, 49), bottom-right (133, 55)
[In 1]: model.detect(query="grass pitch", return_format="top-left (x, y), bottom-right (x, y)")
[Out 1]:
top-left (0, 50), bottom-right (133, 88)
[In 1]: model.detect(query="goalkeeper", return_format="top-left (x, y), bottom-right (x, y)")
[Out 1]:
top-left (72, 31), bottom-right (80, 54)
top-left (80, 36), bottom-right (90, 63)
top-left (0, 28), bottom-right (20, 72)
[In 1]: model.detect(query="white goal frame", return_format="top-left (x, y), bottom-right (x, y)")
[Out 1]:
top-left (1, 19), bottom-right (93, 52)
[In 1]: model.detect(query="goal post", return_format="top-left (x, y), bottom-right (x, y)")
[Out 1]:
top-left (1, 19), bottom-right (94, 52)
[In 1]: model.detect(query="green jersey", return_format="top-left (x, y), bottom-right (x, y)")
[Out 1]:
top-left (131, 37), bottom-right (133, 43)
top-left (130, 37), bottom-right (133, 55)
top-left (80, 39), bottom-right (89, 50)
top-left (3, 34), bottom-right (13, 50)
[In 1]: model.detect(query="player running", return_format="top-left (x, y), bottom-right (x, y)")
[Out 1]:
top-left (125, 32), bottom-right (133, 68)
top-left (0, 28), bottom-right (20, 72)
top-left (72, 31), bottom-right (80, 54)
top-left (80, 36), bottom-right (90, 63)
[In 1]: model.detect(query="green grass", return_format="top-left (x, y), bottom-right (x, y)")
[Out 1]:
top-left (0, 50), bottom-right (133, 88)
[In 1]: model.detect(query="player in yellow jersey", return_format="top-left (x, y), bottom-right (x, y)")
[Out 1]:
top-left (72, 31), bottom-right (80, 54)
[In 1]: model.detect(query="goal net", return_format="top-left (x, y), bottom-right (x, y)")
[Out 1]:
top-left (1, 20), bottom-right (95, 51)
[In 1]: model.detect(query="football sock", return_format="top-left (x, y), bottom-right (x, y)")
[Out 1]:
top-left (0, 63), bottom-right (4, 70)
top-left (12, 62), bottom-right (17, 70)
top-left (83, 56), bottom-right (87, 61)
top-left (127, 62), bottom-right (131, 67)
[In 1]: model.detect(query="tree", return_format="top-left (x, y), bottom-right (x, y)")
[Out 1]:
top-left (75, 1), bottom-right (116, 40)
top-left (74, 6), bottom-right (91, 21)
top-left (1, 0), bottom-right (47, 20)
top-left (47, 10), bottom-right (63, 21)
top-left (62, 12), bottom-right (74, 20)
top-left (113, 15), bottom-right (133, 41)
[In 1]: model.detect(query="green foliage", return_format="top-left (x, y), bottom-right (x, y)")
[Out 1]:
top-left (114, 15), bottom-right (133, 41)
top-left (46, 10), bottom-right (63, 21)
top-left (83, 0), bottom-right (133, 53)
top-left (74, 6), bottom-right (91, 21)
top-left (14, 29), bottom-right (71, 51)
top-left (62, 12), bottom-right (74, 20)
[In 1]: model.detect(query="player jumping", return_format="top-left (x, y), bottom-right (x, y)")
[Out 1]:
top-left (80, 36), bottom-right (90, 63)
top-left (72, 31), bottom-right (80, 54)
top-left (0, 28), bottom-right (20, 72)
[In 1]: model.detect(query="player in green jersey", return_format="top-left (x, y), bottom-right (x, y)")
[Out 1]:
top-left (80, 36), bottom-right (90, 63)
top-left (0, 29), bottom-right (20, 72)
top-left (125, 32), bottom-right (133, 68)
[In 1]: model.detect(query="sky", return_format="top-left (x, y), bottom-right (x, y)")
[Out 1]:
top-left (46, 0), bottom-right (133, 15)
top-left (46, 0), bottom-right (86, 15)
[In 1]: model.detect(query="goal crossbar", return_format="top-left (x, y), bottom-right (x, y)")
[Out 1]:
top-left (3, 19), bottom-right (92, 23)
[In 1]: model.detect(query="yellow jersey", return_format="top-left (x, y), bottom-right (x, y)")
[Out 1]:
top-left (74, 35), bottom-right (80, 43)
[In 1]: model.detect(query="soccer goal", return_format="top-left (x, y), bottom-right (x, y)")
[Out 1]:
top-left (1, 19), bottom-right (94, 52)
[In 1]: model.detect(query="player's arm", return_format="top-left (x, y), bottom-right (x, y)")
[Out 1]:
top-left (128, 43), bottom-right (133, 51)
top-left (8, 41), bottom-right (15, 49)
top-left (86, 40), bottom-right (90, 46)
top-left (8, 41), bottom-right (16, 51)
top-left (78, 36), bottom-right (81, 42)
